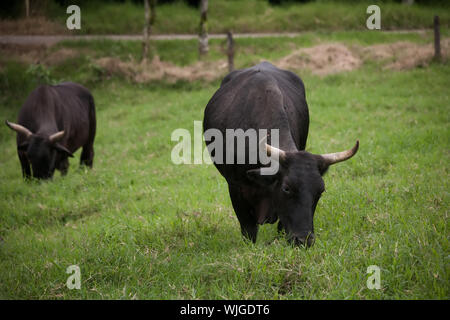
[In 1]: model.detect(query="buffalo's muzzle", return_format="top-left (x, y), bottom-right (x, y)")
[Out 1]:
top-left (290, 232), bottom-right (315, 248)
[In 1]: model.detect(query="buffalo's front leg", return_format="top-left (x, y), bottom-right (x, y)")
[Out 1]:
top-left (277, 220), bottom-right (284, 234)
top-left (57, 157), bottom-right (69, 176)
top-left (18, 150), bottom-right (31, 179)
top-left (228, 185), bottom-right (258, 243)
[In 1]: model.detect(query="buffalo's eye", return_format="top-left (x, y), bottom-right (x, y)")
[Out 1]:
top-left (282, 185), bottom-right (291, 195)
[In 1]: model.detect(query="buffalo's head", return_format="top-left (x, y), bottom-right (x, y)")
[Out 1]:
top-left (247, 139), bottom-right (359, 247)
top-left (6, 120), bottom-right (73, 179)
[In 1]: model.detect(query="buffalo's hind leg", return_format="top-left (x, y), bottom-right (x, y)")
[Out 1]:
top-left (80, 109), bottom-right (95, 167)
top-left (228, 185), bottom-right (258, 243)
top-left (81, 94), bottom-right (96, 169)
top-left (80, 143), bottom-right (94, 168)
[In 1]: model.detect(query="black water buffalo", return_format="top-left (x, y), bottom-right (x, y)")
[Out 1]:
top-left (5, 82), bottom-right (96, 180)
top-left (203, 62), bottom-right (358, 247)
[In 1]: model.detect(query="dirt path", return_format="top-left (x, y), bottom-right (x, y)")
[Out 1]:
top-left (0, 30), bottom-right (428, 46)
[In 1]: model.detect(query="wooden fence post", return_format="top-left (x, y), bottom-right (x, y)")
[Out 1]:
top-left (25, 0), bottom-right (30, 18)
top-left (227, 31), bottom-right (235, 73)
top-left (199, 0), bottom-right (209, 58)
top-left (142, 0), bottom-right (156, 64)
top-left (434, 15), bottom-right (441, 61)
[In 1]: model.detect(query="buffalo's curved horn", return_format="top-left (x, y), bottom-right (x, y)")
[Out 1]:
top-left (266, 144), bottom-right (286, 162)
top-left (5, 120), bottom-right (33, 138)
top-left (49, 131), bottom-right (65, 143)
top-left (320, 140), bottom-right (359, 165)
top-left (259, 134), bottom-right (286, 162)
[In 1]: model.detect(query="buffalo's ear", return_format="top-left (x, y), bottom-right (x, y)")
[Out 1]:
top-left (17, 141), bottom-right (29, 151)
top-left (315, 156), bottom-right (330, 176)
top-left (246, 168), bottom-right (278, 186)
top-left (54, 143), bottom-right (74, 158)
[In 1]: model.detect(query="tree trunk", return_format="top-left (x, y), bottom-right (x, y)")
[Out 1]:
top-left (142, 0), bottom-right (156, 64)
top-left (199, 0), bottom-right (209, 58)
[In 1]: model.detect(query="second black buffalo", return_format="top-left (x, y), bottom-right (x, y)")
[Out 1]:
top-left (6, 82), bottom-right (96, 180)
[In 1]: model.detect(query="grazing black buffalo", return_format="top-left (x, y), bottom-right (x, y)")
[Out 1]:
top-left (5, 82), bottom-right (96, 180)
top-left (203, 62), bottom-right (358, 247)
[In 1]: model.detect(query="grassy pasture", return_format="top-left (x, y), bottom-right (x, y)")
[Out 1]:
top-left (0, 32), bottom-right (449, 299)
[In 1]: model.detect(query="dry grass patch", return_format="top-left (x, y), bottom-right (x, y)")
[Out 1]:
top-left (360, 38), bottom-right (450, 70)
top-left (95, 55), bottom-right (229, 83)
top-left (277, 43), bottom-right (362, 76)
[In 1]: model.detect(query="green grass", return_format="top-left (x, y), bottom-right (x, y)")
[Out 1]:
top-left (46, 0), bottom-right (450, 35)
top-left (0, 33), bottom-right (449, 299)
